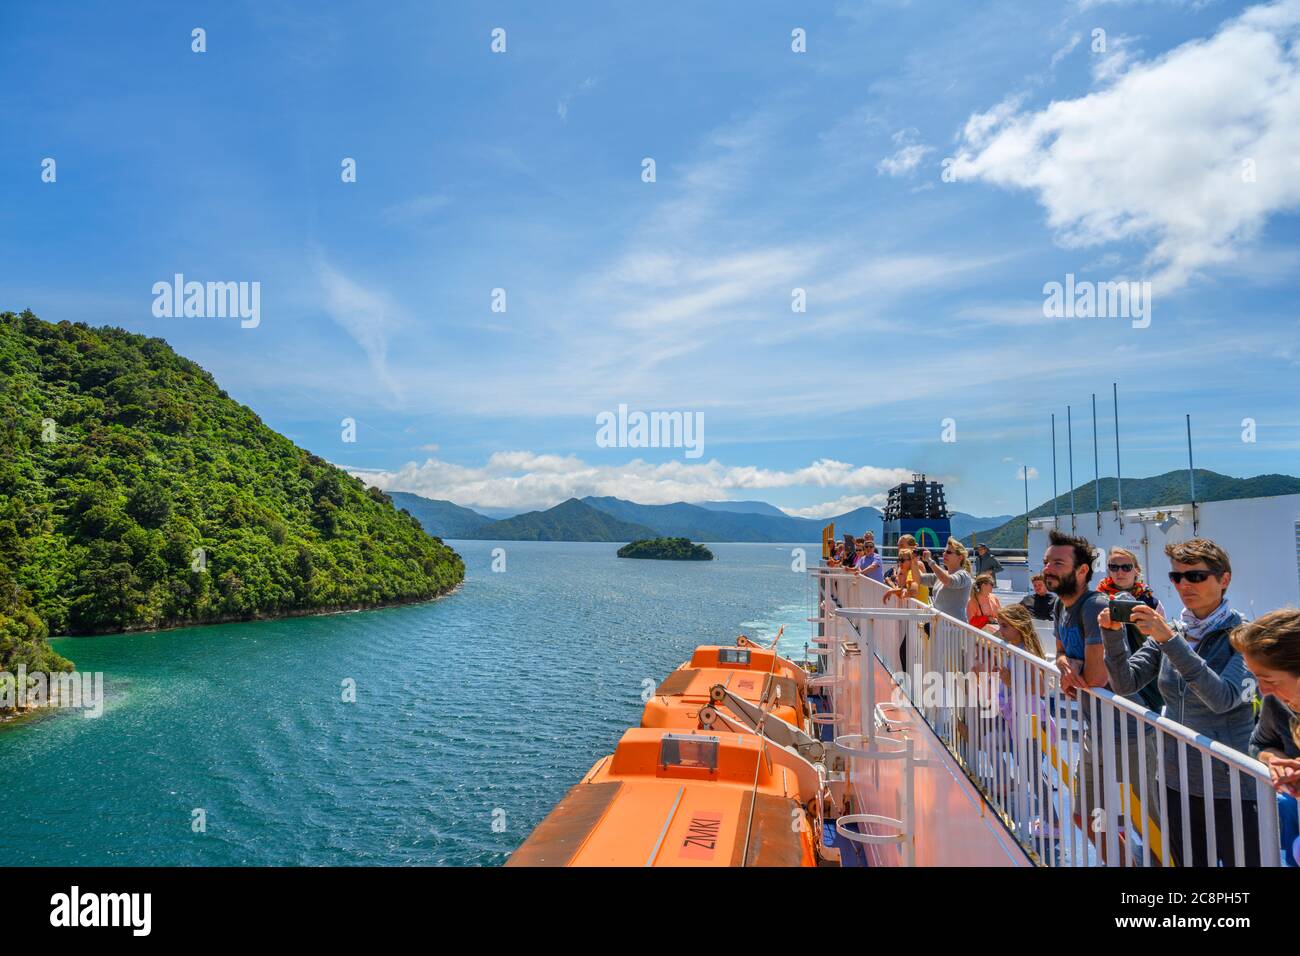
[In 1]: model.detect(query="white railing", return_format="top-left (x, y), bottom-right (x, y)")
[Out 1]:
top-left (812, 564), bottom-right (1286, 867)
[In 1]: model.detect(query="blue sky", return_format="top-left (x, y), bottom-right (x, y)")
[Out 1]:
top-left (4, 0), bottom-right (1299, 517)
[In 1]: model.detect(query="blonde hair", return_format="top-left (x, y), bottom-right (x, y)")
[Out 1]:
top-left (974, 572), bottom-right (995, 592)
top-left (944, 537), bottom-right (972, 572)
top-left (1109, 546), bottom-right (1141, 574)
top-left (996, 603), bottom-right (1045, 659)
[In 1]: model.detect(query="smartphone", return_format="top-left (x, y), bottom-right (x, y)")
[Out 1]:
top-left (1109, 599), bottom-right (1134, 623)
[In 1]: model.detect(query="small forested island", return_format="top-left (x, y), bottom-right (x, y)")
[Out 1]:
top-left (617, 537), bottom-right (713, 561)
top-left (0, 310), bottom-right (465, 682)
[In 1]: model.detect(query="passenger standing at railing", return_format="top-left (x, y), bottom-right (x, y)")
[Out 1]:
top-left (1044, 531), bottom-right (1110, 697)
top-left (918, 538), bottom-right (972, 621)
top-left (975, 544), bottom-right (1003, 578)
top-left (1099, 538), bottom-right (1260, 867)
top-left (1020, 574), bottom-right (1059, 621)
top-left (853, 537), bottom-right (885, 583)
top-left (963, 604), bottom-right (1061, 844)
top-left (885, 549), bottom-right (929, 675)
top-left (1097, 547), bottom-right (1167, 619)
top-left (988, 604), bottom-right (1055, 815)
top-left (967, 573), bottom-right (1002, 631)
top-left (1087, 548), bottom-right (1167, 859)
top-left (1044, 530), bottom-right (1150, 857)
top-left (883, 534), bottom-right (918, 588)
top-left (1230, 608), bottom-right (1300, 866)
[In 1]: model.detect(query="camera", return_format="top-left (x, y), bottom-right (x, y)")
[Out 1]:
top-left (1109, 593), bottom-right (1139, 623)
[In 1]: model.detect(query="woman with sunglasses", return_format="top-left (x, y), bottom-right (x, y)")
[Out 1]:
top-left (1098, 538), bottom-right (1259, 866)
top-left (966, 573), bottom-right (1002, 631)
top-left (1096, 547), bottom-right (1166, 618)
top-left (883, 534), bottom-right (918, 588)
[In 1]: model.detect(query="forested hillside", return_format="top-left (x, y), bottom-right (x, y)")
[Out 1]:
top-left (0, 310), bottom-right (464, 669)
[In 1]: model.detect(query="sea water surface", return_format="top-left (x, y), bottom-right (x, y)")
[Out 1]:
top-left (0, 541), bottom-right (815, 865)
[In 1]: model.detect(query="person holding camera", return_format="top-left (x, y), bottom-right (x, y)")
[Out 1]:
top-left (917, 538), bottom-right (973, 623)
top-left (1099, 538), bottom-right (1259, 866)
top-left (1096, 546), bottom-right (1166, 618)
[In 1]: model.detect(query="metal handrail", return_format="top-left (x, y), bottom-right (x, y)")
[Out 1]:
top-left (813, 563), bottom-right (1283, 867)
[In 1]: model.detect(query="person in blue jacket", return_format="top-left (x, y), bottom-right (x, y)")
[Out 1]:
top-left (1099, 538), bottom-right (1259, 867)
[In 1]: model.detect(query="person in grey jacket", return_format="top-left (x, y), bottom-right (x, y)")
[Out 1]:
top-left (974, 544), bottom-right (1003, 577)
top-left (918, 538), bottom-right (973, 622)
top-left (1099, 538), bottom-right (1259, 867)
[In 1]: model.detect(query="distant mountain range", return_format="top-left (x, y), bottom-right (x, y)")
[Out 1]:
top-left (388, 493), bottom-right (496, 539)
top-left (972, 470), bottom-right (1300, 548)
top-left (387, 491), bottom-right (1012, 544)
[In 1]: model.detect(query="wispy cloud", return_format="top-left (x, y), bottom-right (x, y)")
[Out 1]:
top-left (557, 76), bottom-right (597, 121)
top-left (316, 262), bottom-right (404, 401)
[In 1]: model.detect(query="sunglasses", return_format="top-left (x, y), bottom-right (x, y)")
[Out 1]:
top-left (1107, 563), bottom-right (1134, 573)
top-left (1168, 570), bottom-right (1217, 585)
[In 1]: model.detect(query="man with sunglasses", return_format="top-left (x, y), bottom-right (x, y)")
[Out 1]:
top-left (853, 536), bottom-right (884, 583)
top-left (1098, 538), bottom-right (1260, 866)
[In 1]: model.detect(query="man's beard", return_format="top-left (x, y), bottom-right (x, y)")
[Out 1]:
top-left (1045, 572), bottom-right (1079, 598)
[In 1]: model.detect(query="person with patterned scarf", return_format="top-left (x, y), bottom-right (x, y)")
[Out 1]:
top-left (1095, 546), bottom-right (1166, 618)
top-left (1099, 538), bottom-right (1260, 866)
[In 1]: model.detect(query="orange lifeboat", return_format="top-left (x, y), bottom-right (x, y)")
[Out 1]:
top-left (640, 636), bottom-right (810, 732)
top-left (506, 727), bottom-right (822, 867)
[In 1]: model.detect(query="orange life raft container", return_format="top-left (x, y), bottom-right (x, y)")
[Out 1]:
top-left (507, 727), bottom-right (821, 867)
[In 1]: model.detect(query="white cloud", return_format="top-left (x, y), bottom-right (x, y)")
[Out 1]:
top-left (346, 453), bottom-right (913, 512)
top-left (877, 128), bottom-right (934, 177)
top-left (781, 494), bottom-right (889, 519)
top-left (1018, 465), bottom-right (1040, 480)
top-left (952, 0), bottom-right (1300, 290)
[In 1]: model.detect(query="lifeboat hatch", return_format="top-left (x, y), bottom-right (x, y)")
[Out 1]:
top-left (658, 734), bottom-right (720, 779)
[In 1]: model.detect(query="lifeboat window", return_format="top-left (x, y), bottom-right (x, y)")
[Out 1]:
top-left (659, 735), bottom-right (719, 772)
top-left (717, 649), bottom-right (751, 666)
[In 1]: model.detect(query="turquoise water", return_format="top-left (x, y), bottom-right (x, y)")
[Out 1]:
top-left (0, 541), bottom-right (815, 866)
